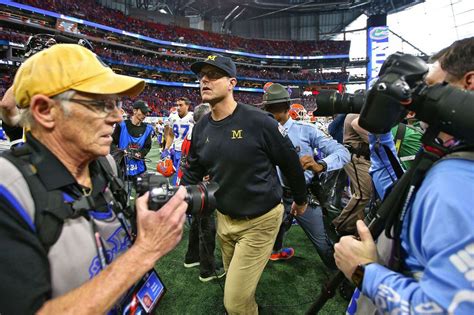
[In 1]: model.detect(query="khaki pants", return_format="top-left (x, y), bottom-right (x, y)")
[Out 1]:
top-left (217, 203), bottom-right (284, 315)
top-left (332, 155), bottom-right (372, 235)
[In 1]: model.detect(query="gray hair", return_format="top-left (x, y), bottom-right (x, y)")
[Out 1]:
top-left (20, 90), bottom-right (75, 128)
top-left (193, 103), bottom-right (211, 123)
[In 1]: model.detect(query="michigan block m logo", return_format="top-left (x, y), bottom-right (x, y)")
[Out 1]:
top-left (231, 130), bottom-right (243, 139)
top-left (207, 55), bottom-right (217, 61)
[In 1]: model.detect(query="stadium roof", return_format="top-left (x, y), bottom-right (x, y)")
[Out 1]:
top-left (144, 0), bottom-right (423, 20)
top-left (134, 0), bottom-right (423, 38)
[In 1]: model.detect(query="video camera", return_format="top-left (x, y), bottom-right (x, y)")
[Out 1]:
top-left (314, 53), bottom-right (474, 144)
top-left (136, 173), bottom-right (218, 216)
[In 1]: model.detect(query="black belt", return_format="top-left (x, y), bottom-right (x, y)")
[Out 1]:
top-left (351, 152), bottom-right (370, 161)
top-left (346, 144), bottom-right (370, 160)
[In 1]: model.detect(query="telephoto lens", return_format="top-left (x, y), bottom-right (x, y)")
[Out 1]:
top-left (184, 181), bottom-right (219, 216)
top-left (136, 173), bottom-right (219, 215)
top-left (313, 90), bottom-right (366, 116)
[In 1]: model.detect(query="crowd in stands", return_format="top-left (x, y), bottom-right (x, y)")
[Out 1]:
top-left (97, 46), bottom-right (349, 82)
top-left (2, 62), bottom-right (326, 118)
top-left (1, 63), bottom-right (320, 122)
top-left (95, 47), bottom-right (190, 72)
top-left (0, 27), bottom-right (350, 83)
top-left (0, 28), bottom-right (31, 44)
top-left (1, 9), bottom-right (342, 120)
top-left (0, 70), bottom-right (14, 98)
top-left (1, 67), bottom-right (266, 119)
top-left (238, 68), bottom-right (349, 82)
top-left (17, 0), bottom-right (350, 56)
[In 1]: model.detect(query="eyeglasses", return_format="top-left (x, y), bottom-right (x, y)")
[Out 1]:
top-left (66, 98), bottom-right (121, 114)
top-left (197, 70), bottom-right (228, 81)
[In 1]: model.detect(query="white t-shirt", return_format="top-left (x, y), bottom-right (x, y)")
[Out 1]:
top-left (166, 112), bottom-right (194, 151)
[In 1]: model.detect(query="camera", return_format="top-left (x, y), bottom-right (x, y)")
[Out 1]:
top-left (313, 53), bottom-right (474, 144)
top-left (136, 173), bottom-right (219, 215)
top-left (25, 33), bottom-right (94, 58)
top-left (313, 89), bottom-right (365, 116)
top-left (359, 53), bottom-right (474, 144)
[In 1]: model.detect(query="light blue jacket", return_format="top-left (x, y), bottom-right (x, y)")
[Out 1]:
top-left (283, 118), bottom-right (349, 184)
top-left (349, 132), bottom-right (474, 314)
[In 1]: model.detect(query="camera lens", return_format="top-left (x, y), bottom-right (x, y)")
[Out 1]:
top-left (313, 90), bottom-right (365, 116)
top-left (185, 182), bottom-right (218, 215)
top-left (135, 176), bottom-right (148, 196)
top-left (314, 90), bottom-right (339, 116)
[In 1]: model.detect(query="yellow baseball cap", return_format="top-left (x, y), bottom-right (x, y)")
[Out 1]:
top-left (14, 44), bottom-right (145, 108)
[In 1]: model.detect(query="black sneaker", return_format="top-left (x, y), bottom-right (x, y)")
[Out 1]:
top-left (199, 268), bottom-right (226, 282)
top-left (184, 260), bottom-right (200, 268)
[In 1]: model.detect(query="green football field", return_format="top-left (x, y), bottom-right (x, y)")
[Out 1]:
top-left (145, 141), bottom-right (348, 314)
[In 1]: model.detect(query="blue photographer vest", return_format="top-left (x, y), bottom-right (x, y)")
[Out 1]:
top-left (117, 121), bottom-right (153, 176)
top-left (0, 154), bottom-right (132, 298)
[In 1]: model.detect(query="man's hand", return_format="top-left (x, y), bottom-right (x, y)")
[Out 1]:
top-left (0, 86), bottom-right (21, 126)
top-left (134, 187), bottom-right (188, 267)
top-left (300, 155), bottom-right (324, 173)
top-left (161, 148), bottom-right (173, 159)
top-left (291, 201), bottom-right (307, 216)
top-left (334, 220), bottom-right (378, 280)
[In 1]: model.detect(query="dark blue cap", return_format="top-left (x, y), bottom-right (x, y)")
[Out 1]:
top-left (191, 54), bottom-right (237, 77)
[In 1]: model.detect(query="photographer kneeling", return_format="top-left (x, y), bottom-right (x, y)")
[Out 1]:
top-left (0, 44), bottom-right (188, 314)
top-left (334, 37), bottom-right (474, 314)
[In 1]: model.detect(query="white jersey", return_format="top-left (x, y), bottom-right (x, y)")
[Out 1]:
top-left (156, 123), bottom-right (164, 135)
top-left (166, 112), bottom-right (194, 151)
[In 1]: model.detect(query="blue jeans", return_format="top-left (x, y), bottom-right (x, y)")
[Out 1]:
top-left (273, 196), bottom-right (336, 269)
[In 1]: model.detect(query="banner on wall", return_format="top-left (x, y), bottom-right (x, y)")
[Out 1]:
top-left (367, 26), bottom-right (389, 90)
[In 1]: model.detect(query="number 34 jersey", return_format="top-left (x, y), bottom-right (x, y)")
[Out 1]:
top-left (166, 112), bottom-right (194, 151)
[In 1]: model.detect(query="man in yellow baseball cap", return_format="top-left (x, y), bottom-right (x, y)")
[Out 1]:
top-left (14, 43), bottom-right (145, 108)
top-left (0, 44), bottom-right (189, 314)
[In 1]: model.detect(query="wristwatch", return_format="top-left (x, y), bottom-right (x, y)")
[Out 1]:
top-left (351, 263), bottom-right (372, 291)
top-left (316, 159), bottom-right (327, 172)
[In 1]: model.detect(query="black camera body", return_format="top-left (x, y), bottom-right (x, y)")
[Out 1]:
top-left (25, 33), bottom-right (94, 58)
top-left (136, 173), bottom-right (218, 216)
top-left (314, 53), bottom-right (474, 144)
top-left (360, 53), bottom-right (474, 144)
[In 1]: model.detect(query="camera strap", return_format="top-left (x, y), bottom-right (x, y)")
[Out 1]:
top-left (373, 140), bottom-right (405, 180)
top-left (372, 143), bottom-right (474, 271)
top-left (2, 145), bottom-right (132, 252)
top-left (393, 123), bottom-right (407, 154)
top-left (2, 145), bottom-right (75, 252)
top-left (96, 157), bottom-right (136, 240)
